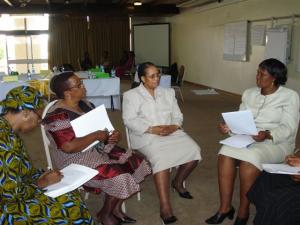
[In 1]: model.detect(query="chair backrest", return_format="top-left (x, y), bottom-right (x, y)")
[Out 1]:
top-left (60, 63), bottom-right (75, 72)
top-left (177, 65), bottom-right (185, 86)
top-left (169, 63), bottom-right (179, 84)
top-left (40, 100), bottom-right (58, 169)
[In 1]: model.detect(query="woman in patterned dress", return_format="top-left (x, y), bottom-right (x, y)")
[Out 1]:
top-left (0, 86), bottom-right (95, 225)
top-left (43, 72), bottom-right (151, 225)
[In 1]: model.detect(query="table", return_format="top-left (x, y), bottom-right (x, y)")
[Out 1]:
top-left (0, 74), bottom-right (49, 101)
top-left (75, 71), bottom-right (121, 110)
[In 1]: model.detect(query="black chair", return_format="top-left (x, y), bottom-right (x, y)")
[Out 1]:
top-left (59, 63), bottom-right (75, 72)
top-left (169, 63), bottom-right (179, 84)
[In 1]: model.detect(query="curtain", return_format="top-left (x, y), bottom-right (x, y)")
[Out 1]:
top-left (48, 15), bottom-right (130, 71)
top-left (88, 16), bottom-right (130, 66)
top-left (48, 15), bottom-right (88, 70)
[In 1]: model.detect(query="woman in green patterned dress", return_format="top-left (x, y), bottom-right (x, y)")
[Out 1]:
top-left (0, 86), bottom-right (95, 225)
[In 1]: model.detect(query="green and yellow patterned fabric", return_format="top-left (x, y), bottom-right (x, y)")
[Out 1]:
top-left (0, 117), bottom-right (95, 224)
top-left (0, 85), bottom-right (45, 114)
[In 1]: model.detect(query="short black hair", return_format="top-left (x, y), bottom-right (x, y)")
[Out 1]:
top-left (259, 58), bottom-right (287, 85)
top-left (137, 62), bottom-right (155, 81)
top-left (50, 72), bottom-right (75, 98)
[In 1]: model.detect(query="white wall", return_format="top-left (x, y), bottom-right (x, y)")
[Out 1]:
top-left (168, 0), bottom-right (300, 95)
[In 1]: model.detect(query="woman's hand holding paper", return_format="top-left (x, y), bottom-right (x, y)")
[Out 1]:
top-left (108, 130), bottom-right (121, 144)
top-left (219, 122), bottom-right (230, 134)
top-left (286, 155), bottom-right (300, 182)
top-left (96, 130), bottom-right (109, 143)
top-left (252, 131), bottom-right (268, 142)
top-left (38, 170), bottom-right (64, 188)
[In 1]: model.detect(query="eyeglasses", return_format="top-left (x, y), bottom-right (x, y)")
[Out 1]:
top-left (145, 74), bottom-right (161, 79)
top-left (68, 80), bottom-right (84, 90)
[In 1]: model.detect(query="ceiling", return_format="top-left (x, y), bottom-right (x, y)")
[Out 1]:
top-left (0, 0), bottom-right (223, 16)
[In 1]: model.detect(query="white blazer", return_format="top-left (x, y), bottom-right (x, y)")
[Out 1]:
top-left (122, 84), bottom-right (183, 149)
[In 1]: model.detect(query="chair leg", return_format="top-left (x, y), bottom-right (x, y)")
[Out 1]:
top-left (84, 192), bottom-right (89, 201)
top-left (121, 201), bottom-right (126, 213)
top-left (179, 89), bottom-right (184, 102)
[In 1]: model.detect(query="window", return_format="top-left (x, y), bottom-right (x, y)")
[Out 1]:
top-left (0, 14), bottom-right (49, 74)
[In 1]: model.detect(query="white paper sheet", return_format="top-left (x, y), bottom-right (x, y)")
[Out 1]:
top-left (44, 164), bottom-right (98, 198)
top-left (222, 110), bottom-right (258, 135)
top-left (262, 163), bottom-right (300, 175)
top-left (70, 104), bottom-right (114, 151)
top-left (191, 89), bottom-right (219, 95)
top-left (220, 134), bottom-right (255, 148)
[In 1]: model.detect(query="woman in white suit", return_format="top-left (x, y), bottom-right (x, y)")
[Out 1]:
top-left (122, 62), bottom-right (201, 224)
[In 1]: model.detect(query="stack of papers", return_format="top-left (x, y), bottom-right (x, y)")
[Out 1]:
top-left (262, 163), bottom-right (300, 175)
top-left (44, 164), bottom-right (98, 198)
top-left (191, 89), bottom-right (219, 95)
top-left (71, 104), bottom-right (114, 151)
top-left (219, 110), bottom-right (258, 148)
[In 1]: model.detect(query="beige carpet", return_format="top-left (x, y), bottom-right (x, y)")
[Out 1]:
top-left (21, 80), bottom-right (299, 225)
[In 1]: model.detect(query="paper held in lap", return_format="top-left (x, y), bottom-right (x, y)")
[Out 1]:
top-left (262, 163), bottom-right (300, 175)
top-left (219, 110), bottom-right (258, 148)
top-left (70, 104), bottom-right (114, 152)
top-left (44, 164), bottom-right (98, 198)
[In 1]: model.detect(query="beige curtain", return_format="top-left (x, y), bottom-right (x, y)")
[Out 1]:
top-left (48, 15), bottom-right (88, 70)
top-left (88, 16), bottom-right (130, 66)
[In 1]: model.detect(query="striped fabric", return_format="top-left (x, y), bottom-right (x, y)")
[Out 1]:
top-left (248, 171), bottom-right (300, 225)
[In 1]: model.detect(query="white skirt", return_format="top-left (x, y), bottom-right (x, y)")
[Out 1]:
top-left (139, 130), bottom-right (201, 174)
top-left (218, 141), bottom-right (290, 170)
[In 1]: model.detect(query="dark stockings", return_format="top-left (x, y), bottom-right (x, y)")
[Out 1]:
top-left (172, 160), bottom-right (198, 193)
top-left (154, 160), bottom-right (198, 219)
top-left (217, 155), bottom-right (261, 219)
top-left (97, 194), bottom-right (120, 225)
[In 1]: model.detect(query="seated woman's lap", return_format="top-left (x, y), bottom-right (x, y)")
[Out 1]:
top-left (139, 131), bottom-right (201, 174)
top-left (219, 142), bottom-right (287, 170)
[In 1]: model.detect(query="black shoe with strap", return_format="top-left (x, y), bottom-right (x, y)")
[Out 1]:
top-left (205, 207), bottom-right (235, 224)
top-left (171, 180), bottom-right (193, 199)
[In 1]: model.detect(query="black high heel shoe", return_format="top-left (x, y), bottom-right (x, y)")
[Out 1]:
top-left (205, 207), bottom-right (235, 224)
top-left (160, 215), bottom-right (177, 225)
top-left (171, 180), bottom-right (193, 199)
top-left (233, 216), bottom-right (248, 225)
top-left (114, 215), bottom-right (136, 223)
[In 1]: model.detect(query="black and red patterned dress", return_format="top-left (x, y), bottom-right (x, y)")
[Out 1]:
top-left (43, 100), bottom-right (151, 199)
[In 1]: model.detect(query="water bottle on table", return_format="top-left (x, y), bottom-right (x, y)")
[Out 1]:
top-left (27, 69), bottom-right (32, 80)
top-left (111, 68), bottom-right (116, 77)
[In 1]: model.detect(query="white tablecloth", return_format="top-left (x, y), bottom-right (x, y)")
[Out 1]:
top-left (76, 71), bottom-right (121, 110)
top-left (0, 74), bottom-right (48, 101)
top-left (0, 73), bottom-right (121, 110)
top-left (0, 75), bottom-right (50, 112)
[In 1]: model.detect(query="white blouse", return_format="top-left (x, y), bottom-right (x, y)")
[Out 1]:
top-left (239, 86), bottom-right (300, 146)
top-left (122, 84), bottom-right (183, 149)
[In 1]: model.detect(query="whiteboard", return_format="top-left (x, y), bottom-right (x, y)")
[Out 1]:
top-left (223, 21), bottom-right (248, 61)
top-left (133, 24), bottom-right (170, 67)
top-left (265, 28), bottom-right (288, 65)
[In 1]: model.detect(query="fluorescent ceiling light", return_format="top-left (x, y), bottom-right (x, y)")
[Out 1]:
top-left (134, 1), bottom-right (142, 6)
top-left (4, 0), bottom-right (13, 7)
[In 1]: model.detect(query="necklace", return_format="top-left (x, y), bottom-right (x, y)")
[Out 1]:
top-left (253, 95), bottom-right (267, 120)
